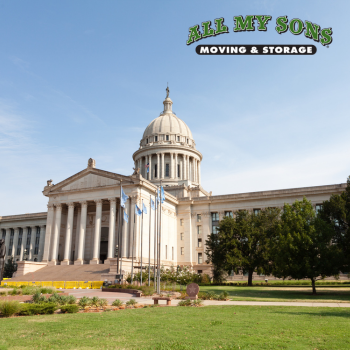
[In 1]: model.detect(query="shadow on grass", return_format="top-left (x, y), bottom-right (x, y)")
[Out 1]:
top-left (273, 309), bottom-right (350, 319)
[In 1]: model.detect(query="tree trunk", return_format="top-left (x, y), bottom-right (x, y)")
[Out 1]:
top-left (311, 278), bottom-right (316, 295)
top-left (248, 270), bottom-right (253, 286)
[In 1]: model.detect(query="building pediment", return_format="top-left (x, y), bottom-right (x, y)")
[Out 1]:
top-left (43, 168), bottom-right (135, 196)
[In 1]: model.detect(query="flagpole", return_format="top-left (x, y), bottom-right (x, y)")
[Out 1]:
top-left (131, 205), bottom-right (135, 285)
top-left (154, 188), bottom-right (157, 290)
top-left (157, 181), bottom-right (162, 295)
top-left (119, 205), bottom-right (124, 278)
top-left (148, 194), bottom-right (151, 287)
top-left (140, 199), bottom-right (144, 286)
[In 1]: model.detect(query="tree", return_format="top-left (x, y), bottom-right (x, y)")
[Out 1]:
top-left (318, 176), bottom-right (350, 273)
top-left (3, 257), bottom-right (17, 278)
top-left (206, 208), bottom-right (280, 286)
top-left (272, 197), bottom-right (343, 294)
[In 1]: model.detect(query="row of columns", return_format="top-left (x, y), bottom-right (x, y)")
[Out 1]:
top-left (1, 225), bottom-right (46, 262)
top-left (136, 153), bottom-right (201, 183)
top-left (43, 198), bottom-right (118, 265)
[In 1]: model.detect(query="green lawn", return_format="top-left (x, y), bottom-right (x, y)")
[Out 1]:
top-left (199, 286), bottom-right (350, 302)
top-left (0, 306), bottom-right (350, 349)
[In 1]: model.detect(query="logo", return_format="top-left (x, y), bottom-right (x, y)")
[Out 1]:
top-left (187, 16), bottom-right (332, 55)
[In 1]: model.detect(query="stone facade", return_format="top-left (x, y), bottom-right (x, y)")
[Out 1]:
top-left (0, 92), bottom-right (346, 276)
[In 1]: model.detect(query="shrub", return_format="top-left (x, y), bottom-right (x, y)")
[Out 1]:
top-left (205, 291), bottom-right (219, 300)
top-left (98, 298), bottom-right (108, 307)
top-left (0, 301), bottom-right (21, 317)
top-left (111, 299), bottom-right (123, 307)
top-left (66, 295), bottom-right (77, 305)
top-left (91, 297), bottom-right (100, 307)
top-left (218, 291), bottom-right (229, 300)
top-left (78, 296), bottom-right (92, 308)
top-left (192, 299), bottom-right (203, 307)
top-left (19, 303), bottom-right (58, 316)
top-left (60, 305), bottom-right (79, 313)
top-left (32, 292), bottom-right (47, 304)
top-left (9, 288), bottom-right (20, 296)
top-left (0, 291), bottom-right (7, 296)
top-left (126, 299), bottom-right (137, 306)
top-left (47, 293), bottom-right (61, 305)
top-left (178, 299), bottom-right (192, 306)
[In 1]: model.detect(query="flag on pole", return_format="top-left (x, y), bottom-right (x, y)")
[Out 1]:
top-left (124, 211), bottom-right (129, 223)
top-left (161, 186), bottom-right (165, 203)
top-left (151, 198), bottom-right (155, 210)
top-left (121, 187), bottom-right (129, 208)
top-left (145, 163), bottom-right (149, 173)
top-left (142, 202), bottom-right (148, 214)
top-left (135, 204), bottom-right (142, 217)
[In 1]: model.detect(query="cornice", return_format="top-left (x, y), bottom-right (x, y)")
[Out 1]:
top-left (0, 212), bottom-right (47, 223)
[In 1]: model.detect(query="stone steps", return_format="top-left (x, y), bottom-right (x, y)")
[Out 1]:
top-left (9, 264), bottom-right (109, 282)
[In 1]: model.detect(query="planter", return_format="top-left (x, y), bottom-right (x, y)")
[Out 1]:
top-left (102, 288), bottom-right (142, 297)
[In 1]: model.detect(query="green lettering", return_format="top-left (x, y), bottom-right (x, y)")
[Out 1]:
top-left (255, 15), bottom-right (272, 31)
top-left (289, 18), bottom-right (304, 35)
top-left (320, 28), bottom-right (333, 46)
top-left (275, 16), bottom-right (288, 34)
top-left (186, 25), bottom-right (202, 45)
top-left (304, 21), bottom-right (320, 41)
top-left (234, 15), bottom-right (255, 32)
top-left (202, 21), bottom-right (215, 38)
top-left (215, 18), bottom-right (229, 34)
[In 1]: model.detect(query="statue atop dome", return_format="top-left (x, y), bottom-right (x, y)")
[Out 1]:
top-left (166, 85), bottom-right (170, 98)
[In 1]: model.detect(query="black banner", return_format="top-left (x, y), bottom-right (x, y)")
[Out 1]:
top-left (196, 45), bottom-right (317, 55)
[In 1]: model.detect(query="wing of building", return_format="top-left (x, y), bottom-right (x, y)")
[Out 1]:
top-left (0, 91), bottom-right (347, 277)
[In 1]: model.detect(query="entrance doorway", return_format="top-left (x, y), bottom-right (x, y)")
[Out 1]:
top-left (100, 227), bottom-right (109, 263)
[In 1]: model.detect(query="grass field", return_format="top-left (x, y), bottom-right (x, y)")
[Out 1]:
top-left (199, 286), bottom-right (350, 302)
top-left (0, 306), bottom-right (349, 349)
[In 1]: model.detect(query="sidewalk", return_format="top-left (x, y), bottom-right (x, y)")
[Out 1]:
top-left (64, 289), bottom-right (350, 308)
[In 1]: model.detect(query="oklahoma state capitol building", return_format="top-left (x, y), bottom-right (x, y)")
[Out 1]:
top-left (0, 92), bottom-right (346, 276)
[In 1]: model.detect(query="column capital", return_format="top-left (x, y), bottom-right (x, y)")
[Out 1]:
top-left (108, 198), bottom-right (117, 204)
top-left (30, 225), bottom-right (37, 230)
top-left (55, 203), bottom-right (62, 210)
top-left (47, 203), bottom-right (55, 210)
top-left (67, 202), bottom-right (75, 208)
top-left (79, 201), bottom-right (88, 208)
top-left (40, 225), bottom-right (46, 229)
top-left (94, 199), bottom-right (103, 205)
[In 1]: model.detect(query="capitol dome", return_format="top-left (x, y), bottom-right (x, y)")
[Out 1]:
top-left (133, 88), bottom-right (202, 188)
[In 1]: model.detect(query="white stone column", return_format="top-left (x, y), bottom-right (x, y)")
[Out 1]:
top-left (149, 154), bottom-right (152, 180)
top-left (175, 153), bottom-right (178, 179)
top-left (156, 153), bottom-right (160, 179)
top-left (161, 153), bottom-right (165, 179)
top-left (42, 204), bottom-right (55, 262)
top-left (75, 201), bottom-right (87, 264)
top-left (29, 226), bottom-right (37, 260)
top-left (198, 161), bottom-right (201, 184)
top-left (19, 227), bottom-right (28, 261)
top-left (74, 207), bottom-right (81, 261)
top-left (187, 156), bottom-right (190, 181)
top-left (4, 228), bottom-right (11, 260)
top-left (50, 204), bottom-right (62, 264)
top-left (128, 196), bottom-right (136, 258)
top-left (194, 159), bottom-right (197, 183)
top-left (12, 228), bottom-right (19, 258)
top-left (122, 198), bottom-right (129, 257)
top-left (38, 225), bottom-right (46, 261)
top-left (62, 203), bottom-right (75, 265)
top-left (107, 198), bottom-right (116, 259)
top-left (91, 199), bottom-right (102, 264)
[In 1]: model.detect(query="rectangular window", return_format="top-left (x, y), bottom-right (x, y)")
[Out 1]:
top-left (253, 209), bottom-right (261, 216)
top-left (197, 226), bottom-right (202, 235)
top-left (154, 164), bottom-right (158, 178)
top-left (165, 164), bottom-right (169, 177)
top-left (177, 164), bottom-right (180, 178)
top-left (187, 139), bottom-right (189, 144)
top-left (180, 219), bottom-right (183, 226)
top-left (198, 270), bottom-right (203, 274)
top-left (198, 253), bottom-right (203, 264)
top-left (198, 238), bottom-right (202, 248)
top-left (180, 233), bottom-right (184, 240)
top-left (17, 228), bottom-right (23, 255)
top-left (166, 135), bottom-right (169, 141)
top-left (1, 229), bottom-right (5, 239)
top-left (224, 211), bottom-right (233, 218)
top-left (177, 136), bottom-right (180, 141)
top-left (172, 247), bottom-right (174, 260)
top-left (146, 138), bottom-right (148, 144)
top-left (9, 229), bottom-right (14, 256)
top-left (181, 247), bottom-right (184, 255)
top-left (197, 214), bottom-right (201, 222)
top-left (211, 212), bottom-right (219, 234)
top-left (155, 136), bottom-right (158, 142)
top-left (315, 204), bottom-right (323, 215)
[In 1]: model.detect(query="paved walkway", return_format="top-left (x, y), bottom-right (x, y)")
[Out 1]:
top-left (64, 289), bottom-right (350, 308)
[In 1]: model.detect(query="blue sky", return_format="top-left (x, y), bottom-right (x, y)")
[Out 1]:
top-left (0, 0), bottom-right (349, 215)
